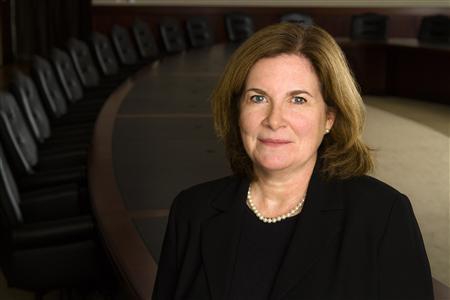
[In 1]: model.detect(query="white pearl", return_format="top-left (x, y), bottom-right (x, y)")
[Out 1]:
top-left (246, 184), bottom-right (305, 224)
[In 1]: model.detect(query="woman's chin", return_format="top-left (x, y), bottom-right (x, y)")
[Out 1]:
top-left (254, 160), bottom-right (293, 174)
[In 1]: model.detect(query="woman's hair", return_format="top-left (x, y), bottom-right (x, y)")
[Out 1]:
top-left (211, 22), bottom-right (373, 180)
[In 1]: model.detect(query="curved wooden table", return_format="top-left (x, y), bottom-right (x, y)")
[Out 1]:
top-left (88, 44), bottom-right (235, 299)
top-left (337, 37), bottom-right (450, 104)
top-left (89, 41), bottom-right (449, 299)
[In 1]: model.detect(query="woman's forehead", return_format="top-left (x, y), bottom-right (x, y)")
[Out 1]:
top-left (244, 54), bottom-right (320, 93)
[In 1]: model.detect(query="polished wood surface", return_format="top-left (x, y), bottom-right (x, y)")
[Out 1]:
top-left (385, 40), bottom-right (450, 103)
top-left (89, 66), bottom-right (160, 300)
top-left (338, 38), bottom-right (450, 103)
top-left (89, 42), bottom-right (449, 299)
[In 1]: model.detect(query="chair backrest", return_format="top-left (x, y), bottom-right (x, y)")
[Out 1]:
top-left (0, 92), bottom-right (38, 176)
top-left (186, 17), bottom-right (214, 48)
top-left (350, 13), bottom-right (388, 41)
top-left (51, 48), bottom-right (84, 103)
top-left (90, 32), bottom-right (120, 76)
top-left (111, 25), bottom-right (139, 65)
top-left (31, 55), bottom-right (68, 119)
top-left (225, 13), bottom-right (254, 42)
top-left (160, 18), bottom-right (187, 54)
top-left (418, 14), bottom-right (450, 44)
top-left (280, 13), bottom-right (314, 26)
top-left (0, 143), bottom-right (23, 227)
top-left (9, 72), bottom-right (51, 143)
top-left (132, 18), bottom-right (159, 58)
top-left (67, 38), bottom-right (100, 88)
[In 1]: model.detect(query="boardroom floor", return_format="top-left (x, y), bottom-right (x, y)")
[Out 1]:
top-left (1, 95), bottom-right (449, 299)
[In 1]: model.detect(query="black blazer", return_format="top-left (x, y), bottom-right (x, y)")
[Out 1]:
top-left (152, 166), bottom-right (434, 300)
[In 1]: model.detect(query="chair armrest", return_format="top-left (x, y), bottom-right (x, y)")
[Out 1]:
top-left (12, 215), bottom-right (95, 250)
top-left (20, 184), bottom-right (82, 222)
top-left (39, 147), bottom-right (86, 162)
top-left (18, 166), bottom-right (86, 191)
top-left (37, 151), bottom-right (87, 170)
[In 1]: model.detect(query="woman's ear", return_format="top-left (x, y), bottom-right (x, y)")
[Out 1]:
top-left (325, 107), bottom-right (336, 131)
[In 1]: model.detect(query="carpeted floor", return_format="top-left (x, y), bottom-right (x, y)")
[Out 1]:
top-left (363, 96), bottom-right (449, 296)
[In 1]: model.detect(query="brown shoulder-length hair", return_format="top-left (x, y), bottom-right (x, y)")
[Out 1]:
top-left (211, 22), bottom-right (373, 180)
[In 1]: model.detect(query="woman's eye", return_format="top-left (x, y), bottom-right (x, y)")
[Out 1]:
top-left (292, 96), bottom-right (307, 104)
top-left (250, 95), bottom-right (266, 103)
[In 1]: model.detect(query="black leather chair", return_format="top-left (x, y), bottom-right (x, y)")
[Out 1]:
top-left (9, 72), bottom-right (51, 144)
top-left (418, 14), bottom-right (450, 45)
top-left (90, 32), bottom-right (121, 76)
top-left (186, 16), bottom-right (214, 48)
top-left (67, 38), bottom-right (101, 88)
top-left (111, 24), bottom-right (140, 66)
top-left (9, 72), bottom-right (91, 146)
top-left (31, 55), bottom-right (98, 126)
top-left (51, 48), bottom-right (107, 108)
top-left (350, 13), bottom-right (388, 41)
top-left (0, 141), bottom-right (85, 221)
top-left (280, 13), bottom-right (313, 26)
top-left (225, 13), bottom-right (254, 42)
top-left (51, 48), bottom-right (87, 104)
top-left (0, 143), bottom-right (109, 297)
top-left (0, 92), bottom-right (87, 191)
top-left (67, 38), bottom-right (121, 93)
top-left (160, 18), bottom-right (187, 54)
top-left (31, 56), bottom-right (68, 119)
top-left (132, 18), bottom-right (160, 59)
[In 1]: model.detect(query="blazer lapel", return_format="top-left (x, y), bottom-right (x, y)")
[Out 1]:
top-left (201, 176), bottom-right (249, 300)
top-left (269, 168), bottom-right (345, 300)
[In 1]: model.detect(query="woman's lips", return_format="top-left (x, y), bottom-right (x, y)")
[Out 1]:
top-left (258, 138), bottom-right (292, 146)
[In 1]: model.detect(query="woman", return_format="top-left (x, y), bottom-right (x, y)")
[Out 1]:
top-left (152, 23), bottom-right (433, 300)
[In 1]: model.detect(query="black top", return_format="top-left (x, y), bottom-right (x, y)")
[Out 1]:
top-left (228, 203), bottom-right (300, 300)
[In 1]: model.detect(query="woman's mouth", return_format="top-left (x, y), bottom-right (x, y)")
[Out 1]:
top-left (258, 138), bottom-right (292, 146)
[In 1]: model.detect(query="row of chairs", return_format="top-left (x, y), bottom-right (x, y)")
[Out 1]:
top-left (117, 14), bottom-right (307, 55)
top-left (350, 13), bottom-right (450, 43)
top-left (100, 12), bottom-right (450, 65)
top-left (138, 12), bottom-right (450, 58)
top-left (0, 19), bottom-right (160, 297)
top-left (227, 12), bottom-right (450, 43)
top-left (108, 16), bottom-right (213, 56)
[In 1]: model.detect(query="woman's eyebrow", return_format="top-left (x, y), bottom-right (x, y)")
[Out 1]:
top-left (244, 88), bottom-right (268, 95)
top-left (245, 88), bottom-right (313, 97)
top-left (287, 89), bottom-right (313, 97)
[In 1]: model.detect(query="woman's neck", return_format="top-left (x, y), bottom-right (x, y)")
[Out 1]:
top-left (250, 160), bottom-right (316, 216)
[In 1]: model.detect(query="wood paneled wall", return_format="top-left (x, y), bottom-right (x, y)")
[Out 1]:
top-left (0, 0), bottom-right (13, 65)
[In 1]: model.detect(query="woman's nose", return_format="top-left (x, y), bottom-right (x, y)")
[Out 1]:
top-left (263, 104), bottom-right (286, 130)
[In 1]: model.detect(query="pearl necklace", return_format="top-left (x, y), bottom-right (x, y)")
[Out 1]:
top-left (246, 184), bottom-right (305, 223)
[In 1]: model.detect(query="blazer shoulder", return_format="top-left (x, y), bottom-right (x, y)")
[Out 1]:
top-left (339, 175), bottom-right (416, 238)
top-left (341, 175), bottom-right (409, 217)
top-left (173, 175), bottom-right (241, 216)
top-left (179, 175), bottom-right (239, 200)
top-left (344, 174), bottom-right (404, 200)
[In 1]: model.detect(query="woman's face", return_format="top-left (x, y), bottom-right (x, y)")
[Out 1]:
top-left (239, 54), bottom-right (335, 175)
